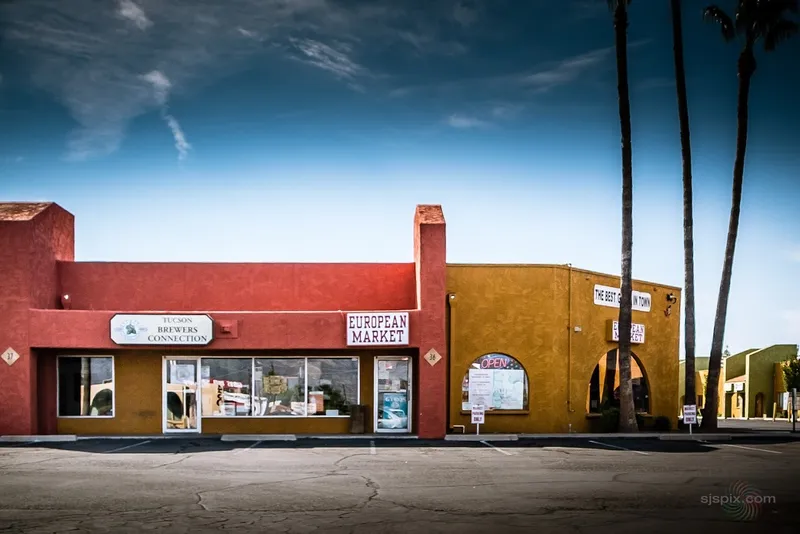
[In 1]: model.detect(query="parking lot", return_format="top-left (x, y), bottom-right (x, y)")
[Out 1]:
top-left (1, 436), bottom-right (799, 533)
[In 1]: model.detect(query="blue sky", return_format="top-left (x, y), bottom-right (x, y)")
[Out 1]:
top-left (1, 0), bottom-right (798, 357)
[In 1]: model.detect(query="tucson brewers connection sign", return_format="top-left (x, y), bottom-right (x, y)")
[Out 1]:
top-left (347, 312), bottom-right (409, 346)
top-left (110, 314), bottom-right (214, 345)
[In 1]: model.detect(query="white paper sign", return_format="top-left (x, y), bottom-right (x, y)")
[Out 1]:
top-left (471, 404), bottom-right (485, 425)
top-left (683, 404), bottom-right (697, 425)
top-left (468, 369), bottom-right (493, 407)
top-left (734, 382), bottom-right (744, 392)
top-left (111, 314), bottom-right (213, 345)
top-left (594, 284), bottom-right (652, 312)
top-left (346, 312), bottom-right (409, 346)
top-left (610, 321), bottom-right (646, 344)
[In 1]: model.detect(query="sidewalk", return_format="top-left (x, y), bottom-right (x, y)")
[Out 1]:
top-left (4, 431), bottom-right (799, 443)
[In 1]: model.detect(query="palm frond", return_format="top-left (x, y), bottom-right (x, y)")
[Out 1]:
top-left (764, 18), bottom-right (798, 50)
top-left (704, 5), bottom-right (737, 41)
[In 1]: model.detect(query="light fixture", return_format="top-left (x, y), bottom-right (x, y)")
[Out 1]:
top-left (60, 294), bottom-right (72, 310)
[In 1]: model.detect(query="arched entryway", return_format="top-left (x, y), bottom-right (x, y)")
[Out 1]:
top-left (587, 349), bottom-right (650, 414)
top-left (754, 392), bottom-right (764, 418)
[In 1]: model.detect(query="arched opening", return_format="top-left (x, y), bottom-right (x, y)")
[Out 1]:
top-left (461, 353), bottom-right (529, 411)
top-left (89, 388), bottom-right (113, 416)
top-left (754, 392), bottom-right (764, 418)
top-left (587, 349), bottom-right (650, 414)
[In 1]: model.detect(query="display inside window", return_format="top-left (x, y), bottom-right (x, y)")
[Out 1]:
top-left (306, 358), bottom-right (359, 416)
top-left (201, 358), bottom-right (252, 417)
top-left (58, 356), bottom-right (114, 417)
top-left (461, 353), bottom-right (528, 411)
top-left (253, 358), bottom-right (306, 416)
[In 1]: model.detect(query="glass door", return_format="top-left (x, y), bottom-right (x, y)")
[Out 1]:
top-left (163, 357), bottom-right (201, 433)
top-left (374, 356), bottom-right (412, 433)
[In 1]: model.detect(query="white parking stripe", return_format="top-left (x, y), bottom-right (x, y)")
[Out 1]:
top-left (235, 440), bottom-right (263, 454)
top-left (703, 443), bottom-right (782, 455)
top-left (106, 440), bottom-right (151, 453)
top-left (588, 440), bottom-right (649, 455)
top-left (370, 440), bottom-right (376, 455)
top-left (480, 440), bottom-right (513, 456)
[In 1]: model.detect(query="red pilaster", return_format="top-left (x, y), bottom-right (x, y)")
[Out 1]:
top-left (0, 203), bottom-right (74, 435)
top-left (413, 205), bottom-right (447, 439)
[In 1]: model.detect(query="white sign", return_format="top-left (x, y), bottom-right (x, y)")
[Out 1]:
top-left (724, 383), bottom-right (734, 392)
top-left (2, 347), bottom-right (20, 366)
top-left (594, 284), bottom-right (652, 312)
top-left (468, 369), bottom-right (493, 406)
top-left (111, 314), bottom-right (213, 345)
top-left (734, 382), bottom-right (744, 392)
top-left (610, 321), bottom-right (646, 344)
top-left (683, 404), bottom-right (697, 425)
top-left (471, 404), bottom-right (485, 425)
top-left (346, 312), bottom-right (409, 346)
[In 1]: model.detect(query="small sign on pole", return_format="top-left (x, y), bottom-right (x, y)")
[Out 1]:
top-left (471, 404), bottom-right (485, 435)
top-left (792, 388), bottom-right (797, 434)
top-left (683, 404), bottom-right (697, 435)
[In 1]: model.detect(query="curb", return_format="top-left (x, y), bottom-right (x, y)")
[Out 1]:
top-left (221, 434), bottom-right (296, 442)
top-left (445, 434), bottom-right (518, 442)
top-left (0, 435), bottom-right (77, 443)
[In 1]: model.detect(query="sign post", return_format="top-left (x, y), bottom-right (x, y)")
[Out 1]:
top-left (683, 404), bottom-right (697, 436)
top-left (793, 388), bottom-right (797, 433)
top-left (471, 404), bottom-right (485, 435)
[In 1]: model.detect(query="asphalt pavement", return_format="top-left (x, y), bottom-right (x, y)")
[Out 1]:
top-left (1, 436), bottom-right (799, 533)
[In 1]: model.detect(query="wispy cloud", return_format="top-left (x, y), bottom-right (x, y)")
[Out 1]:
top-left (3, 0), bottom-right (466, 160)
top-left (446, 114), bottom-right (489, 129)
top-left (491, 103), bottom-right (524, 119)
top-left (636, 77), bottom-right (676, 92)
top-left (142, 70), bottom-right (191, 161)
top-left (523, 46), bottom-right (613, 93)
top-left (289, 38), bottom-right (367, 81)
top-left (117, 0), bottom-right (152, 30)
top-left (789, 247), bottom-right (800, 263)
top-left (453, 1), bottom-right (479, 28)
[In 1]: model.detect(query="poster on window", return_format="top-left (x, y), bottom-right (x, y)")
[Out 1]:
top-left (468, 369), bottom-right (493, 407)
top-left (379, 392), bottom-right (408, 430)
top-left (492, 370), bottom-right (526, 410)
top-left (171, 363), bottom-right (196, 385)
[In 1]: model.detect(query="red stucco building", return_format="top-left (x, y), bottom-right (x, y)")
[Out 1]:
top-left (0, 202), bottom-right (446, 438)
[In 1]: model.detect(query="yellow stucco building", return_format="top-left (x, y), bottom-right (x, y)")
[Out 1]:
top-left (447, 264), bottom-right (681, 433)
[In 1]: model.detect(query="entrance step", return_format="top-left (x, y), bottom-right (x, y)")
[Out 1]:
top-left (445, 434), bottom-right (518, 442)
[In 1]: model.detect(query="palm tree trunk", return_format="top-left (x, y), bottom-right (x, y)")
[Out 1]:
top-left (602, 350), bottom-right (617, 407)
top-left (670, 0), bottom-right (697, 409)
top-left (613, 2), bottom-right (637, 433)
top-left (702, 49), bottom-right (755, 429)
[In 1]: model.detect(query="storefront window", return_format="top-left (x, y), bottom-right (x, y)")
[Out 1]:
top-left (253, 358), bottom-right (306, 416)
top-left (58, 356), bottom-right (114, 417)
top-left (306, 358), bottom-right (359, 416)
top-left (202, 358), bottom-right (252, 416)
top-left (461, 353), bottom-right (529, 411)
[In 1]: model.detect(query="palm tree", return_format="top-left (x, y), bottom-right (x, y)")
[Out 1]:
top-left (701, 0), bottom-right (797, 429)
top-left (608, 0), bottom-right (638, 433)
top-left (670, 0), bottom-right (698, 412)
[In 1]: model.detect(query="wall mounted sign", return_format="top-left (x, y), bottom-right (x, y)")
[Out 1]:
top-left (346, 312), bottom-right (409, 346)
top-left (2, 347), bottom-right (20, 366)
top-left (424, 348), bottom-right (442, 366)
top-left (607, 320), bottom-right (646, 344)
top-left (594, 284), bottom-right (652, 312)
top-left (110, 314), bottom-right (214, 345)
top-left (734, 382), bottom-right (744, 392)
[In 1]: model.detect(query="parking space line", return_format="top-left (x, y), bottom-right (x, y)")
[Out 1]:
top-left (370, 440), bottom-right (376, 455)
top-left (588, 440), bottom-right (649, 455)
top-left (235, 440), bottom-right (263, 454)
top-left (106, 440), bottom-right (151, 453)
top-left (702, 443), bottom-right (782, 455)
top-left (480, 440), bottom-right (513, 456)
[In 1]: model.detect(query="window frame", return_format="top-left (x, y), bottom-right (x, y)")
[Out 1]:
top-left (197, 355), bottom-right (360, 419)
top-left (56, 354), bottom-right (116, 419)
